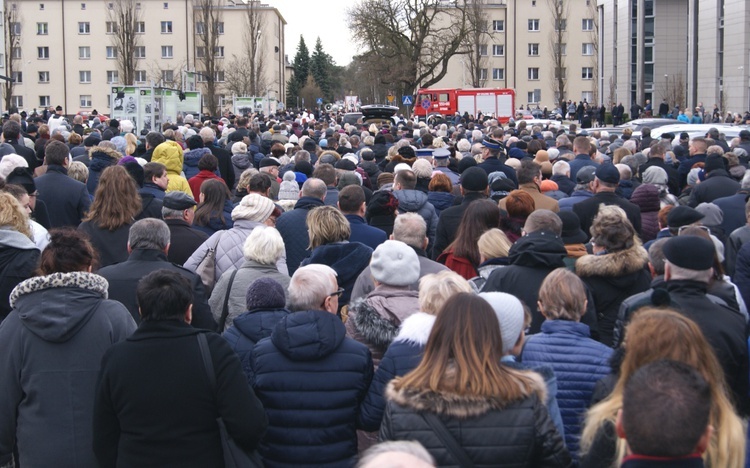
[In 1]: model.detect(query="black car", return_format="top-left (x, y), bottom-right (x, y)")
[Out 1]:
top-left (343, 105), bottom-right (400, 126)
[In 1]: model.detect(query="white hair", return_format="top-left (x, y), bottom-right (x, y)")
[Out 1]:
top-left (242, 226), bottom-right (285, 265)
top-left (199, 126), bottom-right (216, 142)
top-left (552, 160), bottom-right (570, 176)
top-left (120, 120), bottom-right (134, 134)
top-left (287, 264), bottom-right (338, 312)
top-left (456, 138), bottom-right (471, 152)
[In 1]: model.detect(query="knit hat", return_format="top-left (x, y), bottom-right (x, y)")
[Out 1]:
top-left (369, 240), bottom-right (420, 286)
top-left (642, 166), bottom-right (668, 186)
top-left (232, 193), bottom-right (275, 222)
top-left (232, 142), bottom-right (247, 155)
top-left (459, 167), bottom-right (489, 191)
top-left (0, 154), bottom-right (28, 179)
top-left (704, 155), bottom-right (726, 174)
top-left (377, 172), bottom-right (394, 188)
top-left (687, 167), bottom-right (702, 187)
top-left (5, 167), bottom-right (36, 195)
top-left (412, 159), bottom-right (433, 178)
top-left (457, 156), bottom-right (477, 173)
top-left (245, 277), bottom-right (286, 310)
top-left (478, 292), bottom-right (525, 355)
top-left (278, 171), bottom-right (300, 201)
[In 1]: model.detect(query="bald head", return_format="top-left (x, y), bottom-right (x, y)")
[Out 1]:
top-left (301, 177), bottom-right (327, 200)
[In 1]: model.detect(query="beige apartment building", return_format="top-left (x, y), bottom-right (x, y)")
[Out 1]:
top-left (431, 0), bottom-right (599, 111)
top-left (2, 0), bottom-right (285, 115)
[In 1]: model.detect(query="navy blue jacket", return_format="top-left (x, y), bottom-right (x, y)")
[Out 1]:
top-left (477, 157), bottom-right (519, 187)
top-left (223, 308), bottom-right (290, 380)
top-left (345, 214), bottom-right (387, 251)
top-left (275, 197), bottom-right (325, 275)
top-left (521, 320), bottom-right (613, 458)
top-left (34, 165), bottom-right (91, 228)
top-left (713, 192), bottom-right (750, 237)
top-left (300, 242), bottom-right (373, 307)
top-left (250, 310), bottom-right (373, 467)
top-left (568, 154), bottom-right (599, 182)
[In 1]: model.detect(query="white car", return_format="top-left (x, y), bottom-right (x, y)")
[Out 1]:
top-left (650, 124), bottom-right (750, 142)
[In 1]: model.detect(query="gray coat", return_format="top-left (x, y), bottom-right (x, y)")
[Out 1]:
top-left (209, 260), bottom-right (291, 331)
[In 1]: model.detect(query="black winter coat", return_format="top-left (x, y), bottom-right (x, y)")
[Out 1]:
top-left (164, 218), bottom-right (209, 266)
top-left (77, 221), bottom-right (131, 269)
top-left (275, 196), bottom-right (325, 274)
top-left (34, 165), bottom-right (92, 228)
top-left (688, 169), bottom-right (741, 207)
top-left (208, 144), bottom-right (236, 189)
top-left (433, 192), bottom-right (489, 259)
top-left (0, 230), bottom-right (40, 322)
top-left (380, 377), bottom-right (572, 467)
top-left (573, 191), bottom-right (642, 239)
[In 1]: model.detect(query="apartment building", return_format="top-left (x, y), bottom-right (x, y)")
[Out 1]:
top-left (597, 0), bottom-right (750, 113)
top-left (431, 0), bottom-right (599, 111)
top-left (3, 0), bottom-right (285, 115)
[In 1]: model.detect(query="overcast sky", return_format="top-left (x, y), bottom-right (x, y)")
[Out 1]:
top-left (276, 1), bottom-right (360, 67)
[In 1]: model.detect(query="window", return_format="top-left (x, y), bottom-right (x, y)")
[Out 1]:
top-left (106, 46), bottom-right (118, 59)
top-left (161, 21), bottom-right (172, 34)
top-left (492, 44), bottom-right (504, 56)
top-left (555, 19), bottom-right (567, 31)
top-left (196, 46), bottom-right (205, 58)
top-left (582, 91), bottom-right (594, 102)
top-left (11, 71), bottom-right (21, 84)
top-left (162, 69), bottom-right (174, 82)
top-left (39, 95), bottom-right (50, 107)
top-left (556, 43), bottom-right (567, 55)
top-left (38, 47), bottom-right (49, 59)
top-left (12, 47), bottom-right (21, 59)
top-left (134, 46), bottom-right (146, 59)
top-left (492, 20), bottom-right (504, 32)
top-left (80, 95), bottom-right (92, 108)
top-left (163, 1), bottom-right (168, 7)
top-left (79, 46), bottom-right (90, 59)
top-left (78, 22), bottom-right (90, 34)
top-left (197, 71), bottom-right (206, 82)
top-left (11, 22), bottom-right (21, 35)
top-left (79, 70), bottom-right (91, 83)
top-left (136, 2), bottom-right (141, 8)
top-left (214, 71), bottom-right (225, 82)
top-left (582, 67), bottom-right (594, 79)
top-left (80, 2), bottom-right (85, 9)
top-left (135, 70), bottom-right (146, 82)
top-left (582, 18), bottom-right (594, 31)
top-left (528, 19), bottom-right (539, 31)
top-left (107, 2), bottom-right (113, 9)
top-left (214, 46), bottom-right (224, 57)
top-left (554, 67), bottom-right (567, 79)
top-left (0, 54), bottom-right (4, 67)
top-left (528, 43), bottom-right (539, 56)
top-left (582, 43), bottom-right (594, 55)
top-left (106, 22), bottom-right (117, 34)
top-left (478, 44), bottom-right (488, 56)
top-left (216, 22), bottom-right (224, 34)
top-left (38, 71), bottom-right (49, 83)
top-left (107, 70), bottom-right (119, 83)
top-left (528, 67), bottom-right (539, 80)
top-left (11, 95), bottom-right (22, 108)
top-left (136, 21), bottom-right (145, 33)
top-left (527, 89), bottom-right (541, 103)
top-left (195, 22), bottom-right (204, 34)
top-left (161, 45), bottom-right (173, 58)
top-left (39, 3), bottom-right (44, 9)
top-left (492, 68), bottom-right (504, 80)
top-left (37, 22), bottom-right (48, 35)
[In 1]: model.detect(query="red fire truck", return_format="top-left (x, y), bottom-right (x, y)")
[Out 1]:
top-left (412, 88), bottom-right (515, 123)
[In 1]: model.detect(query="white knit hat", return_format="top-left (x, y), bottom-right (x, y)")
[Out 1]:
top-left (370, 240), bottom-right (420, 286)
top-left (231, 193), bottom-right (275, 222)
top-left (478, 292), bottom-right (525, 355)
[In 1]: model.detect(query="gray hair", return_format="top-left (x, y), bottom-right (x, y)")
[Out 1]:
top-left (456, 138), bottom-right (471, 152)
top-left (666, 261), bottom-right (713, 283)
top-left (301, 177), bottom-right (328, 199)
top-left (552, 160), bottom-right (570, 176)
top-left (161, 206), bottom-right (184, 219)
top-left (294, 150), bottom-right (311, 163)
top-left (357, 441), bottom-right (435, 468)
top-left (128, 218), bottom-right (170, 250)
top-left (287, 264), bottom-right (338, 312)
top-left (242, 226), bottom-right (285, 265)
top-left (524, 209), bottom-right (563, 235)
top-left (706, 145), bottom-right (724, 157)
top-left (648, 238), bottom-right (669, 275)
top-left (393, 212), bottom-right (427, 249)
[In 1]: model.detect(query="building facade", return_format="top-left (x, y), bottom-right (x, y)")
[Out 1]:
top-left (2, 0), bottom-right (285, 115)
top-left (431, 0), bottom-right (599, 112)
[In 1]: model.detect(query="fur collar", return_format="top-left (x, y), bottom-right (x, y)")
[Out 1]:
top-left (575, 245), bottom-right (648, 278)
top-left (350, 297), bottom-right (400, 349)
top-left (385, 368), bottom-right (547, 419)
top-left (10, 272), bottom-right (108, 308)
top-left (392, 312), bottom-right (435, 346)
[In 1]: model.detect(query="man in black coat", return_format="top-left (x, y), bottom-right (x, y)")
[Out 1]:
top-left (573, 163), bottom-right (642, 239)
top-left (143, 131), bottom-right (165, 162)
top-left (93, 270), bottom-right (266, 468)
top-left (33, 140), bottom-right (91, 228)
top-left (97, 218), bottom-right (216, 331)
top-left (688, 154), bottom-right (740, 207)
top-left (3, 120), bottom-right (38, 169)
top-left (199, 126), bottom-right (235, 189)
top-left (476, 136), bottom-right (518, 186)
top-left (160, 192), bottom-right (209, 266)
top-left (276, 177), bottom-right (327, 274)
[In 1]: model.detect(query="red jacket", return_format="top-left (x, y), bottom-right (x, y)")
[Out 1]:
top-left (437, 248), bottom-right (478, 280)
top-left (188, 171), bottom-right (225, 201)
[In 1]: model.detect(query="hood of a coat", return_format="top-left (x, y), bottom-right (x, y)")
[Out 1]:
top-left (307, 242), bottom-right (373, 284)
top-left (630, 184), bottom-right (661, 213)
top-left (88, 146), bottom-right (122, 172)
top-left (350, 288), bottom-right (420, 349)
top-left (271, 309), bottom-right (346, 361)
top-left (508, 231), bottom-right (567, 268)
top-left (392, 311), bottom-right (436, 346)
top-left (151, 140), bottom-right (185, 175)
top-left (10, 272), bottom-right (109, 342)
top-left (183, 147), bottom-right (212, 167)
top-left (0, 227), bottom-right (38, 251)
top-left (393, 189), bottom-right (429, 212)
top-left (233, 308), bottom-right (290, 344)
top-left (575, 245), bottom-right (648, 279)
top-left (231, 153), bottom-right (252, 170)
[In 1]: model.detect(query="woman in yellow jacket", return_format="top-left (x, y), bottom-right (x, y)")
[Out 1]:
top-left (151, 140), bottom-right (193, 199)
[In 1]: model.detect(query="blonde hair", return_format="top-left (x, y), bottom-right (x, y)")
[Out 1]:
top-left (67, 161), bottom-right (89, 183)
top-left (580, 308), bottom-right (745, 467)
top-left (307, 205), bottom-right (351, 249)
top-left (418, 271), bottom-right (472, 315)
top-left (236, 167), bottom-right (260, 192)
top-left (0, 192), bottom-right (31, 238)
top-left (125, 133), bottom-right (138, 156)
top-left (538, 268), bottom-right (587, 321)
top-left (477, 228), bottom-right (512, 261)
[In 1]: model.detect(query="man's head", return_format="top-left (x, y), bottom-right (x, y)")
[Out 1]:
top-left (517, 160), bottom-right (542, 186)
top-left (662, 235), bottom-right (715, 283)
top-left (44, 139), bottom-right (70, 166)
top-left (128, 218), bottom-right (170, 252)
top-left (552, 160), bottom-right (570, 178)
top-left (248, 174), bottom-right (272, 197)
top-left (647, 238), bottom-right (669, 277)
top-left (573, 136), bottom-right (591, 155)
top-left (287, 264), bottom-right (339, 314)
top-left (301, 177), bottom-right (327, 201)
top-left (144, 162), bottom-right (168, 189)
top-left (145, 131), bottom-right (166, 150)
top-left (394, 169), bottom-right (417, 190)
top-left (2, 120), bottom-right (21, 141)
top-left (198, 126), bottom-right (215, 143)
top-left (312, 163), bottom-right (336, 187)
top-left (593, 163), bottom-right (620, 192)
top-left (162, 191), bottom-right (197, 223)
top-left (136, 270), bottom-right (193, 322)
top-left (617, 360), bottom-right (712, 458)
top-left (523, 209), bottom-right (563, 235)
top-left (338, 185), bottom-right (366, 215)
top-left (689, 137), bottom-right (708, 156)
top-left (391, 212), bottom-right (428, 250)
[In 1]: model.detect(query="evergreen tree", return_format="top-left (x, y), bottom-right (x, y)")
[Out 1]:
top-left (310, 37), bottom-right (333, 101)
top-left (286, 36), bottom-right (310, 107)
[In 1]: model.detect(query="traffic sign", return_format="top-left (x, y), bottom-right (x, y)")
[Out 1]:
top-left (402, 95), bottom-right (413, 105)
top-left (421, 99), bottom-right (431, 110)
top-left (316, 97), bottom-right (323, 105)
top-left (387, 94), bottom-right (395, 103)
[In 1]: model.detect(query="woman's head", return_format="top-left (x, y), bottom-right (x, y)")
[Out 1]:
top-left (231, 192), bottom-right (276, 223)
top-left (194, 179), bottom-right (231, 226)
top-left (428, 172), bottom-right (452, 193)
top-left (307, 205), bottom-right (351, 249)
top-left (0, 191), bottom-right (31, 237)
top-left (450, 199), bottom-right (501, 266)
top-left (504, 190), bottom-right (535, 218)
top-left (84, 165), bottom-right (141, 230)
top-left (477, 228), bottom-right (512, 262)
top-left (538, 268), bottom-right (587, 321)
top-left (418, 271), bottom-right (472, 315)
top-left (590, 204), bottom-right (637, 252)
top-left (242, 226), bottom-right (285, 265)
top-left (39, 228), bottom-right (97, 274)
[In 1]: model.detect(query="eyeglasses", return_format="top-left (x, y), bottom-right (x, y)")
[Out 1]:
top-left (328, 288), bottom-right (345, 298)
top-left (678, 225), bottom-right (710, 235)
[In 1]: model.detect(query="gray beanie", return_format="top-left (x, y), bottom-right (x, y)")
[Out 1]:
top-left (369, 240), bottom-right (420, 286)
top-left (278, 171), bottom-right (300, 201)
top-left (245, 277), bottom-right (286, 310)
top-left (478, 292), bottom-right (525, 355)
top-left (642, 166), bottom-right (668, 186)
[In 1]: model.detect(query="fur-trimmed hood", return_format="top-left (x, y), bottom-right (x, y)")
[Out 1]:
top-left (88, 146), bottom-right (123, 172)
top-left (349, 287), bottom-right (420, 349)
top-left (575, 245), bottom-right (648, 278)
top-left (392, 311), bottom-right (436, 346)
top-left (385, 368), bottom-right (547, 419)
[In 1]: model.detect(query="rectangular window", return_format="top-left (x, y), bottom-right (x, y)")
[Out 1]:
top-left (582, 18), bottom-right (594, 31)
top-left (39, 95), bottom-right (50, 107)
top-left (0, 54), bottom-right (4, 67)
top-left (582, 91), bottom-right (594, 102)
top-left (80, 94), bottom-right (92, 108)
top-left (11, 22), bottom-right (21, 35)
top-left (196, 46), bottom-right (205, 58)
top-left (79, 46), bottom-right (90, 59)
top-left (162, 69), bottom-right (173, 82)
top-left (557, 43), bottom-right (567, 55)
top-left (161, 21), bottom-right (172, 33)
top-left (38, 71), bottom-right (49, 83)
top-left (528, 19), bottom-right (539, 31)
top-left (135, 70), bottom-right (146, 82)
top-left (527, 89), bottom-right (541, 103)
top-left (161, 45), bottom-right (173, 58)
top-left (582, 43), bottom-right (594, 55)
top-left (37, 22), bottom-right (48, 35)
top-left (492, 20), bottom-right (504, 32)
top-left (38, 47), bottom-right (49, 59)
top-left (492, 68), bottom-right (504, 80)
top-left (12, 47), bottom-right (21, 59)
top-left (555, 19), bottom-right (567, 31)
top-left (107, 70), bottom-right (119, 83)
top-left (216, 22), bottom-right (224, 34)
top-left (492, 44), bottom-right (504, 56)
top-left (106, 21), bottom-right (117, 34)
top-left (214, 46), bottom-right (224, 57)
top-left (134, 46), bottom-right (146, 59)
top-left (39, 3), bottom-right (44, 9)
top-left (79, 70), bottom-right (91, 83)
top-left (528, 43), bottom-right (539, 56)
top-left (80, 2), bottom-right (85, 9)
top-left (197, 71), bottom-right (206, 82)
top-left (214, 70), bottom-right (225, 82)
top-left (195, 22), bottom-right (204, 35)
top-left (106, 46), bottom-right (118, 59)
top-left (11, 95), bottom-right (23, 108)
top-left (136, 2), bottom-right (141, 8)
top-left (582, 67), bottom-right (594, 79)
top-left (11, 71), bottom-right (21, 84)
top-left (163, 1), bottom-right (168, 7)
top-left (78, 22), bottom-right (90, 34)
top-left (528, 67), bottom-right (539, 80)
top-left (478, 44), bottom-right (488, 56)
top-left (136, 21), bottom-right (145, 33)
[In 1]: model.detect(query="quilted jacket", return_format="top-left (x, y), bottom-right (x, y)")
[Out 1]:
top-left (299, 241), bottom-right (372, 307)
top-left (392, 190), bottom-right (438, 245)
top-left (629, 184), bottom-right (661, 243)
top-left (275, 197), bottom-right (325, 275)
top-left (182, 147), bottom-right (213, 180)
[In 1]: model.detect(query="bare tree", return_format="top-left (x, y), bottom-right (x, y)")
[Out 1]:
top-left (107, 0), bottom-right (142, 86)
top-left (464, 0), bottom-right (489, 88)
top-left (3, 1), bottom-right (20, 111)
top-left (147, 58), bottom-right (186, 89)
top-left (547, 0), bottom-right (569, 110)
top-left (607, 75), bottom-right (616, 110)
top-left (658, 73), bottom-right (686, 111)
top-left (195, 0), bottom-right (224, 115)
top-left (223, 55), bottom-right (253, 96)
top-left (243, 0), bottom-right (266, 96)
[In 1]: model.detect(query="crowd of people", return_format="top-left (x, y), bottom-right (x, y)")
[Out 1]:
top-left (1, 105), bottom-right (750, 467)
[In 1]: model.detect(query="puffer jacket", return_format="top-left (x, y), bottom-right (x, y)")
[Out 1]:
top-left (427, 191), bottom-right (456, 217)
top-left (629, 184), bottom-right (661, 242)
top-left (345, 286), bottom-right (420, 369)
top-left (231, 152), bottom-right (253, 181)
top-left (575, 246), bottom-right (651, 347)
top-left (392, 189), bottom-right (438, 244)
top-left (182, 147), bottom-right (214, 180)
top-left (250, 310), bottom-right (373, 468)
top-left (87, 146), bottom-right (122, 195)
top-left (0, 272), bottom-right (136, 468)
top-left (0, 228), bottom-right (40, 322)
top-left (521, 320), bottom-right (613, 459)
top-left (151, 140), bottom-right (193, 199)
top-left (193, 200), bottom-right (234, 235)
top-left (222, 307), bottom-right (290, 379)
top-left (300, 241), bottom-right (373, 307)
top-left (380, 374), bottom-right (572, 467)
top-left (184, 219), bottom-right (288, 284)
top-left (275, 197), bottom-right (326, 274)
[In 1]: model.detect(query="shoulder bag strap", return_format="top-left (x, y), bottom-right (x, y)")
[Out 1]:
top-left (197, 333), bottom-right (217, 393)
top-left (421, 412), bottom-right (476, 468)
top-left (218, 269), bottom-right (239, 332)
